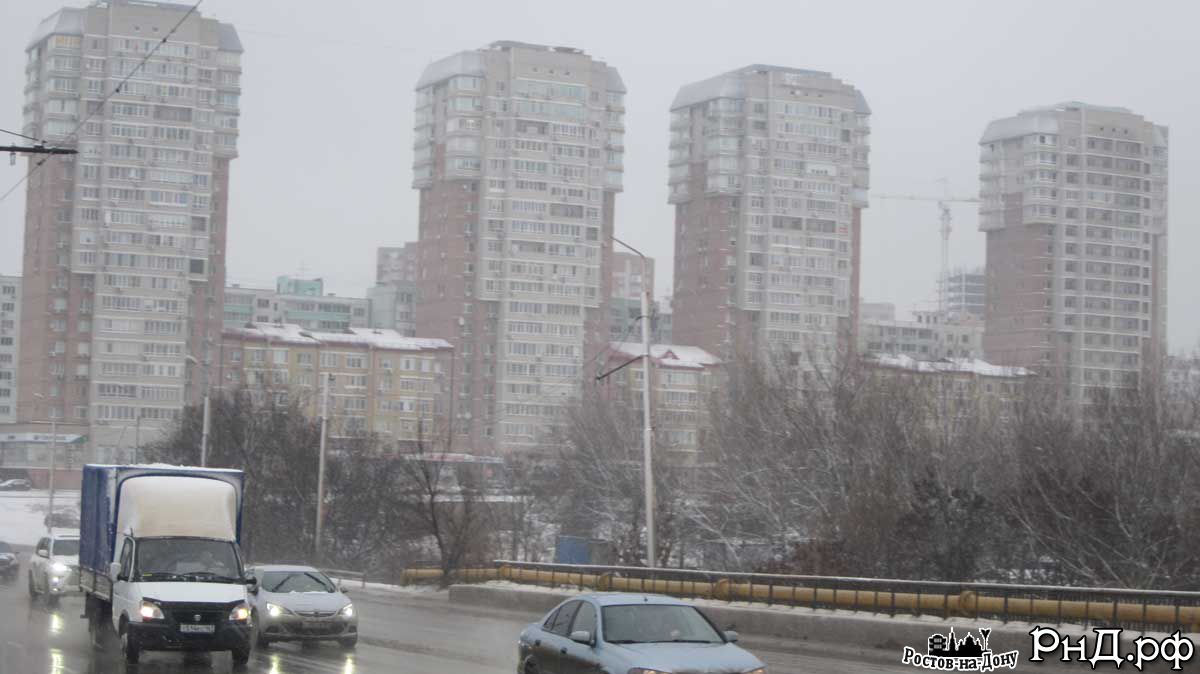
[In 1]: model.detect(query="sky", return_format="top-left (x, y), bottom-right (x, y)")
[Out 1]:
top-left (1, 0), bottom-right (1197, 352)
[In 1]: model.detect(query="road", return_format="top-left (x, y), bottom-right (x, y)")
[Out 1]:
top-left (0, 557), bottom-right (928, 674)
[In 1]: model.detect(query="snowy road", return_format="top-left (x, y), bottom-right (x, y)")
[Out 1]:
top-left (0, 560), bottom-right (943, 674)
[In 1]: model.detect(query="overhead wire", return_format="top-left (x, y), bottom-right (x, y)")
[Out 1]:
top-left (0, 127), bottom-right (45, 143)
top-left (0, 0), bottom-right (204, 203)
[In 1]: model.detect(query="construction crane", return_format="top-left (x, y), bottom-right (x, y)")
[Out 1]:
top-left (871, 185), bottom-right (980, 316)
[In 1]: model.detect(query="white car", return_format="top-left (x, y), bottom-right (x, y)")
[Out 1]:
top-left (29, 530), bottom-right (81, 603)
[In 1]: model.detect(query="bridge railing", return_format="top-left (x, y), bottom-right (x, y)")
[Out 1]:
top-left (490, 560), bottom-right (1200, 634)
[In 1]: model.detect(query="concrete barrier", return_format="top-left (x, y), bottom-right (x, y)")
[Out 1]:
top-left (449, 582), bottom-right (1184, 672)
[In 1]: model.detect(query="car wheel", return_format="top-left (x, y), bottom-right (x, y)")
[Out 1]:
top-left (121, 622), bottom-right (140, 664)
top-left (338, 636), bottom-right (357, 649)
top-left (231, 646), bottom-right (251, 666)
top-left (524, 659), bottom-right (539, 674)
top-left (46, 594), bottom-right (59, 608)
top-left (254, 616), bottom-right (271, 649)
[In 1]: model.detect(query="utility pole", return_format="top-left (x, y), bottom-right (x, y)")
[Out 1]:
top-left (186, 355), bottom-right (210, 466)
top-left (48, 415), bottom-right (57, 532)
top-left (315, 373), bottom-right (331, 561)
top-left (610, 236), bottom-right (655, 567)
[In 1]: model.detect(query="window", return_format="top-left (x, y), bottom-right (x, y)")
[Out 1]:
top-left (549, 601), bottom-right (581, 636)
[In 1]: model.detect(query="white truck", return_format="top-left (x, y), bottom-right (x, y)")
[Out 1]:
top-left (79, 464), bottom-right (257, 665)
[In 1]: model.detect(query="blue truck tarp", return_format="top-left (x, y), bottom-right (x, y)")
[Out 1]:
top-left (79, 464), bottom-right (245, 575)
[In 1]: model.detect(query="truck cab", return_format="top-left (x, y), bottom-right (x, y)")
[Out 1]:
top-left (111, 534), bottom-right (254, 664)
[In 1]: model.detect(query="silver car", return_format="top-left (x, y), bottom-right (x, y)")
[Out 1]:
top-left (518, 593), bottom-right (766, 674)
top-left (246, 565), bottom-right (357, 648)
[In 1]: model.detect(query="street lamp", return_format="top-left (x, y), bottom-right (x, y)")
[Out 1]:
top-left (315, 372), bottom-right (333, 561)
top-left (185, 355), bottom-right (211, 467)
top-left (33, 393), bottom-right (58, 533)
top-left (610, 236), bottom-right (656, 567)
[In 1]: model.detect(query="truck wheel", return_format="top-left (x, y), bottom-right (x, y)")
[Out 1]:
top-left (231, 646), bottom-right (251, 666)
top-left (120, 622), bottom-right (140, 664)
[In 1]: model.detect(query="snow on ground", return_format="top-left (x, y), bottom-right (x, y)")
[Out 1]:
top-left (0, 490), bottom-right (80, 546)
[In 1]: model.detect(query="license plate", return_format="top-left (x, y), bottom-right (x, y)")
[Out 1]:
top-left (179, 624), bottom-right (215, 634)
top-left (303, 621), bottom-right (332, 631)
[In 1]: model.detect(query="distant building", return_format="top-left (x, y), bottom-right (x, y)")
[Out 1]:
top-left (376, 244), bottom-right (418, 285)
top-left (0, 276), bottom-right (20, 425)
top-left (16, 1), bottom-right (243, 459)
top-left (601, 342), bottom-right (721, 463)
top-left (980, 102), bottom-right (1168, 402)
top-left (864, 353), bottom-right (1033, 422)
top-left (942, 268), bottom-right (986, 321)
top-left (412, 41), bottom-right (626, 454)
top-left (669, 65), bottom-right (870, 364)
top-left (612, 252), bottom-right (654, 303)
top-left (219, 324), bottom-right (453, 446)
top-left (367, 282), bottom-right (417, 337)
top-left (860, 310), bottom-right (984, 361)
top-left (608, 295), bottom-right (672, 345)
top-left (224, 277), bottom-right (369, 331)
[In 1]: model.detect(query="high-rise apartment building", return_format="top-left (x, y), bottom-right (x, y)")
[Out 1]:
top-left (370, 245), bottom-right (418, 336)
top-left (17, 1), bottom-right (241, 458)
top-left (941, 267), bottom-right (986, 321)
top-left (979, 103), bottom-right (1168, 400)
top-left (412, 41), bottom-right (624, 454)
top-left (611, 251), bottom-right (653, 303)
top-left (669, 65), bottom-right (870, 366)
top-left (0, 276), bottom-right (21, 424)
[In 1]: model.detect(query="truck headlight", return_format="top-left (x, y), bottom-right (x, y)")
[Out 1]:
top-left (340, 603), bottom-right (354, 618)
top-left (139, 601), bottom-right (164, 621)
top-left (228, 603), bottom-right (251, 622)
top-left (266, 602), bottom-right (286, 618)
top-left (51, 562), bottom-right (69, 575)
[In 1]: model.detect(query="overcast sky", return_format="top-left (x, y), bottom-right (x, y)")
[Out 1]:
top-left (2, 0), bottom-right (1197, 351)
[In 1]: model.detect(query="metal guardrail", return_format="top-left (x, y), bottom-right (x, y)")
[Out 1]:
top-left (490, 560), bottom-right (1200, 634)
top-left (321, 568), bottom-right (367, 589)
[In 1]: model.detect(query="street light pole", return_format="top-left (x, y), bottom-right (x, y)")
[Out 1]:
top-left (315, 373), bottom-right (331, 561)
top-left (611, 236), bottom-right (655, 567)
top-left (48, 415), bottom-right (57, 532)
top-left (186, 355), bottom-right (210, 466)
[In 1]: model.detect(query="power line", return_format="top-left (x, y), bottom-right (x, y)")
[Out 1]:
top-left (65, 0), bottom-right (204, 144)
top-left (0, 0), bottom-right (203, 203)
top-left (0, 128), bottom-right (44, 144)
top-left (0, 156), bottom-right (51, 203)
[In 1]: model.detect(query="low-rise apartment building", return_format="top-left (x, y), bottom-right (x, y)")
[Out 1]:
top-left (600, 342), bottom-right (721, 463)
top-left (224, 276), bottom-right (369, 330)
top-left (219, 324), bottom-right (453, 447)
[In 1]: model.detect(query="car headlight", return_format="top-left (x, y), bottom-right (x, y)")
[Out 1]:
top-left (228, 603), bottom-right (251, 622)
top-left (266, 602), bottom-right (286, 618)
top-left (139, 601), bottom-right (164, 621)
top-left (745, 669), bottom-right (768, 674)
top-left (51, 562), bottom-right (70, 575)
top-left (340, 603), bottom-right (354, 618)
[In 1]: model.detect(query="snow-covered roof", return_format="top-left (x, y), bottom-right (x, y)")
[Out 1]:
top-left (28, 7), bottom-right (85, 49)
top-left (608, 342), bottom-right (720, 370)
top-left (672, 64), bottom-right (868, 113)
top-left (868, 354), bottom-right (1033, 378)
top-left (224, 323), bottom-right (452, 352)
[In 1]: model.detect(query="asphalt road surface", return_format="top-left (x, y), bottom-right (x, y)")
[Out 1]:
top-left (0, 557), bottom-right (939, 674)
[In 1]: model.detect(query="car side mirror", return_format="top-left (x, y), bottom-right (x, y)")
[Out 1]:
top-left (339, 584), bottom-right (349, 594)
top-left (109, 562), bottom-right (124, 581)
top-left (724, 630), bottom-right (740, 643)
top-left (569, 630), bottom-right (592, 646)
top-left (37, 549), bottom-right (49, 559)
top-left (245, 577), bottom-right (259, 595)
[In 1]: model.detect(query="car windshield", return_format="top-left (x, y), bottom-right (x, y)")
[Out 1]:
top-left (136, 539), bottom-right (241, 582)
top-left (52, 539), bottom-right (79, 557)
top-left (601, 605), bottom-right (723, 644)
top-left (260, 571), bottom-right (336, 593)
